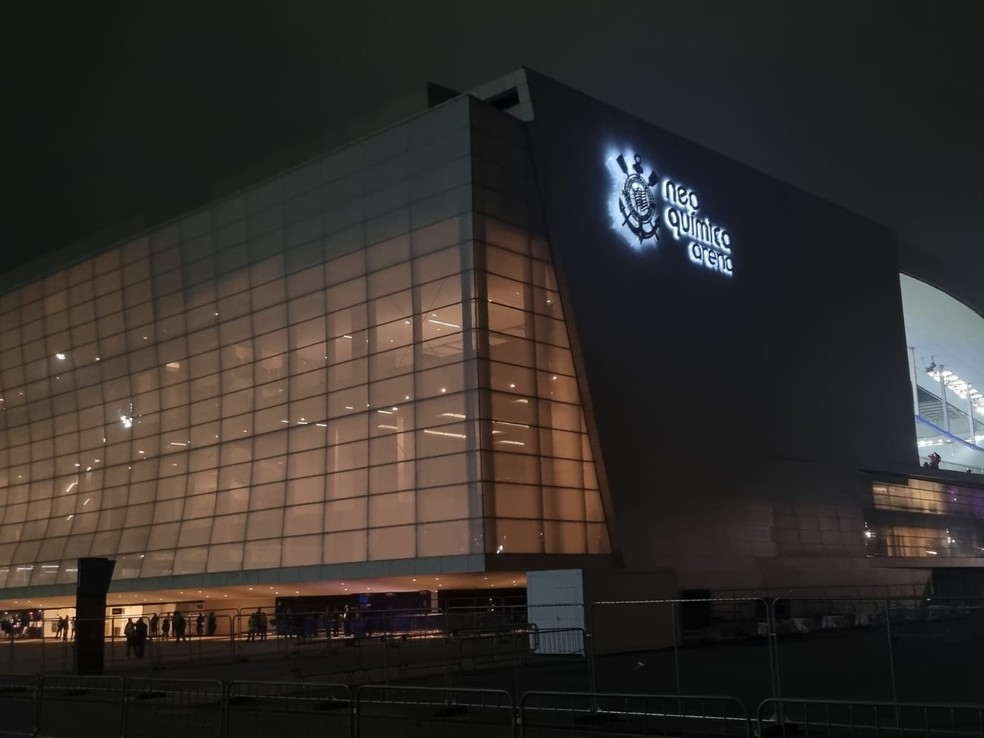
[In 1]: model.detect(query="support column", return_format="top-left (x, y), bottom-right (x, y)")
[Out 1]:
top-left (909, 347), bottom-right (920, 417)
top-left (969, 394), bottom-right (977, 444)
top-left (940, 365), bottom-right (951, 434)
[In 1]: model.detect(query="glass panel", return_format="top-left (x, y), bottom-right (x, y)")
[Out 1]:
top-left (324, 530), bottom-right (366, 563)
top-left (368, 525), bottom-right (415, 560)
top-left (282, 535), bottom-right (323, 566)
top-left (542, 487), bottom-right (586, 521)
top-left (418, 485), bottom-right (473, 522)
top-left (493, 519), bottom-right (543, 554)
top-left (246, 508), bottom-right (284, 540)
top-left (325, 498), bottom-right (367, 532)
top-left (494, 484), bottom-right (541, 519)
top-left (284, 503), bottom-right (324, 536)
top-left (243, 539), bottom-right (282, 569)
top-left (417, 520), bottom-right (470, 557)
top-left (369, 491), bottom-right (415, 528)
top-left (544, 521), bottom-right (586, 554)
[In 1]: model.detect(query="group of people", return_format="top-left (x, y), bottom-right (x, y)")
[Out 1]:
top-left (54, 616), bottom-right (73, 641)
top-left (123, 611), bottom-right (220, 656)
top-left (122, 617), bottom-right (150, 658)
top-left (244, 609), bottom-right (268, 641)
top-left (147, 611), bottom-right (218, 640)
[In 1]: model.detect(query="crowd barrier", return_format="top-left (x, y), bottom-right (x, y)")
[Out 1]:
top-left (225, 680), bottom-right (350, 737)
top-left (122, 678), bottom-right (224, 738)
top-left (0, 673), bottom-right (37, 737)
top-left (354, 684), bottom-right (515, 737)
top-left (35, 674), bottom-right (126, 738)
top-left (12, 680), bottom-right (984, 738)
top-left (520, 691), bottom-right (750, 738)
top-left (6, 597), bottom-right (984, 706)
top-left (757, 697), bottom-right (984, 738)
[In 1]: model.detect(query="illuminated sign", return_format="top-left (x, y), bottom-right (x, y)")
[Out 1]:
top-left (607, 150), bottom-right (734, 277)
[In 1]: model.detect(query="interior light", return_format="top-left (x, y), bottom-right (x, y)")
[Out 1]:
top-left (422, 429), bottom-right (466, 439)
top-left (55, 353), bottom-right (66, 360)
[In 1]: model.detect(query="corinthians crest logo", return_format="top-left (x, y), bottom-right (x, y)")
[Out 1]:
top-left (615, 153), bottom-right (660, 243)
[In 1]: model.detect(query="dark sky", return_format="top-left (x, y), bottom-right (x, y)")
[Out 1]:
top-left (4, 1), bottom-right (983, 280)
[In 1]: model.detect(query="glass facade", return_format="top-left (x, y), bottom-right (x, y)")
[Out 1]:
top-left (867, 478), bottom-right (984, 558)
top-left (0, 97), bottom-right (610, 592)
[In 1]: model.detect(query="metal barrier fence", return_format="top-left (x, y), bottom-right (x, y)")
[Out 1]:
top-left (770, 597), bottom-right (984, 704)
top-left (10, 597), bottom-right (984, 708)
top-left (122, 678), bottom-right (224, 738)
top-left (13, 676), bottom-right (984, 738)
top-left (225, 681), bottom-right (351, 738)
top-left (353, 684), bottom-right (516, 737)
top-left (36, 674), bottom-right (126, 738)
top-left (757, 698), bottom-right (984, 738)
top-left (0, 673), bottom-right (37, 737)
top-left (520, 691), bottom-right (751, 738)
top-left (586, 598), bottom-right (777, 700)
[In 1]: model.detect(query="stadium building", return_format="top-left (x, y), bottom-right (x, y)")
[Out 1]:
top-left (2, 70), bottom-right (983, 616)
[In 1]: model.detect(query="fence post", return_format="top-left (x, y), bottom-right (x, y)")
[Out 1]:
top-left (670, 600), bottom-right (681, 696)
top-left (226, 615), bottom-right (234, 664)
top-left (769, 598), bottom-right (782, 699)
top-left (884, 598), bottom-right (899, 702)
top-left (109, 617), bottom-right (116, 671)
top-left (35, 675), bottom-right (44, 737)
top-left (586, 602), bottom-right (601, 716)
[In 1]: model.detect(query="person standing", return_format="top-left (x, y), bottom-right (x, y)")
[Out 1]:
top-left (206, 612), bottom-right (217, 637)
top-left (161, 615), bottom-right (171, 640)
top-left (173, 611), bottom-right (187, 642)
top-left (196, 612), bottom-right (205, 637)
top-left (246, 608), bottom-right (260, 641)
top-left (259, 609), bottom-right (268, 641)
top-left (149, 613), bottom-right (159, 640)
top-left (134, 618), bottom-right (149, 658)
top-left (124, 618), bottom-right (137, 659)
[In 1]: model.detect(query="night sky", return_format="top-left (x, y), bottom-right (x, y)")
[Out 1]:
top-left (4, 1), bottom-right (983, 284)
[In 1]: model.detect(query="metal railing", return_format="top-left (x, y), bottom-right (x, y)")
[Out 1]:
top-left (520, 691), bottom-right (751, 738)
top-left (122, 678), bottom-right (224, 738)
top-left (225, 680), bottom-right (351, 738)
top-left (757, 697), bottom-right (984, 738)
top-left (9, 597), bottom-right (984, 709)
top-left (35, 674), bottom-right (126, 738)
top-left (10, 675), bottom-right (984, 738)
top-left (354, 684), bottom-right (516, 737)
